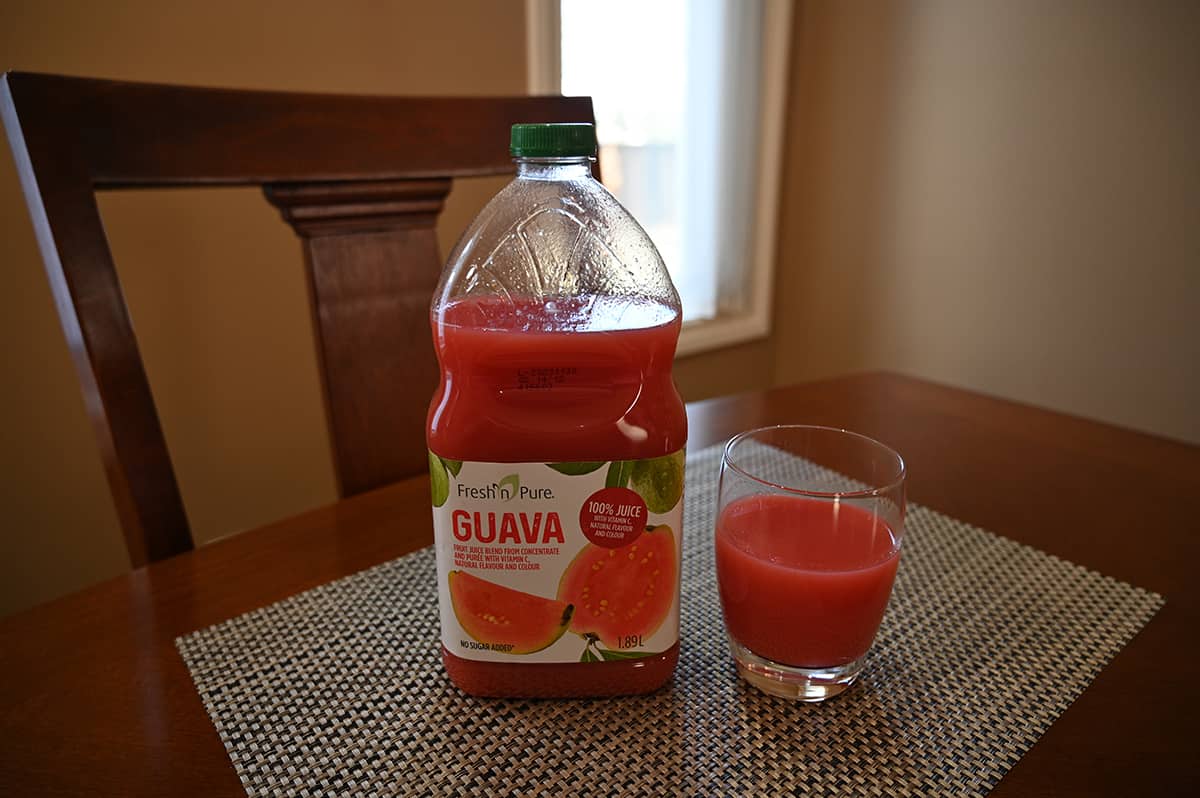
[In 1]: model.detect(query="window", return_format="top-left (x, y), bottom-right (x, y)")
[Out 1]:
top-left (527, 0), bottom-right (792, 355)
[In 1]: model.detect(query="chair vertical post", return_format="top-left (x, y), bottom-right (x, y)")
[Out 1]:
top-left (266, 179), bottom-right (451, 496)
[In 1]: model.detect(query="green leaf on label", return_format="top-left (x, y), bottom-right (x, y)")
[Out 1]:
top-left (498, 473), bottom-right (520, 501)
top-left (546, 461), bottom-right (607, 476)
top-left (581, 647), bottom-right (601, 663)
top-left (597, 648), bottom-right (652, 661)
top-left (605, 460), bottom-right (635, 488)
top-left (428, 451), bottom-right (449, 507)
top-left (440, 457), bottom-right (463, 477)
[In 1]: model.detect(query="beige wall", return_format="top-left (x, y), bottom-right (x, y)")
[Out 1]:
top-left (0, 0), bottom-right (536, 616)
top-left (4, 0), bottom-right (1198, 616)
top-left (776, 0), bottom-right (1200, 443)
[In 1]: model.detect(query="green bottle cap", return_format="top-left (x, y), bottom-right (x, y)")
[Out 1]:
top-left (509, 123), bottom-right (597, 157)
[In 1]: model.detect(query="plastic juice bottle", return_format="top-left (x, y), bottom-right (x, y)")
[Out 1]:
top-left (427, 123), bottom-right (687, 697)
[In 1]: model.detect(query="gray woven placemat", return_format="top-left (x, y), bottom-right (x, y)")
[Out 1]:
top-left (177, 443), bottom-right (1163, 797)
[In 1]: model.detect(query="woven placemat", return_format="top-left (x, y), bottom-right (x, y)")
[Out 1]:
top-left (177, 443), bottom-right (1163, 797)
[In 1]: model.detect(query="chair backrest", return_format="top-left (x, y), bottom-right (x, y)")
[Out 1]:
top-left (1, 72), bottom-right (595, 567)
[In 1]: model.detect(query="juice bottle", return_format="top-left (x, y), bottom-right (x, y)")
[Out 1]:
top-left (427, 123), bottom-right (687, 697)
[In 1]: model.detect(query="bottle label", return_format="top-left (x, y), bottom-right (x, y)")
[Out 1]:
top-left (429, 449), bottom-right (685, 664)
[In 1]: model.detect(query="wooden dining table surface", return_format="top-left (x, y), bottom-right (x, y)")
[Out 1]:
top-left (0, 372), bottom-right (1195, 796)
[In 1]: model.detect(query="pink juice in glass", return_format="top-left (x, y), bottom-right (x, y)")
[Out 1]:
top-left (715, 494), bottom-right (900, 668)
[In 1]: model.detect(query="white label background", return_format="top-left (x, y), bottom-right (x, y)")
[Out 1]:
top-left (431, 456), bottom-right (684, 664)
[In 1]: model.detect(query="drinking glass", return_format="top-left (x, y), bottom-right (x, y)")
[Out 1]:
top-left (715, 425), bottom-right (906, 701)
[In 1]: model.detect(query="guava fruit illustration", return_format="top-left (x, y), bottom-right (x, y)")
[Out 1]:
top-left (557, 524), bottom-right (677, 651)
top-left (429, 450), bottom-right (450, 507)
top-left (629, 451), bottom-right (685, 514)
top-left (447, 571), bottom-right (573, 654)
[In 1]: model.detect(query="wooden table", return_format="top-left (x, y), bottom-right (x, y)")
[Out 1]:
top-left (1, 373), bottom-right (1195, 796)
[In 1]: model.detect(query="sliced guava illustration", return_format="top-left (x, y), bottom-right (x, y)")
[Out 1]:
top-left (557, 524), bottom-right (677, 650)
top-left (448, 571), bottom-right (574, 654)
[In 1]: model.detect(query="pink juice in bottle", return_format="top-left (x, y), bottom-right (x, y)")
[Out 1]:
top-left (715, 494), bottom-right (900, 668)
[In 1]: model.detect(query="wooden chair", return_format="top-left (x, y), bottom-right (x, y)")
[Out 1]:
top-left (1, 72), bottom-right (595, 567)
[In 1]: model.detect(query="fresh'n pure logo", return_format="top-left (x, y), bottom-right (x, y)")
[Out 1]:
top-left (455, 473), bottom-right (554, 502)
top-left (429, 451), bottom-right (560, 509)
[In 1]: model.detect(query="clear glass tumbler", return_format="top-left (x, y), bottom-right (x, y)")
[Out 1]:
top-left (715, 425), bottom-right (906, 701)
